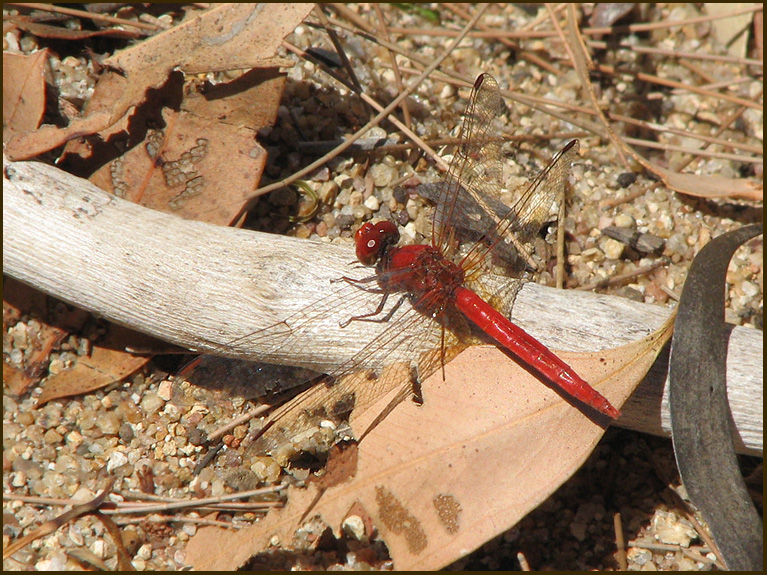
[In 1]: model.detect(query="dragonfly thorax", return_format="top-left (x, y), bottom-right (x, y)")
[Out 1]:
top-left (382, 244), bottom-right (466, 301)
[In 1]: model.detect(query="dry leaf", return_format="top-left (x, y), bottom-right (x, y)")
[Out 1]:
top-left (2, 50), bottom-right (49, 143)
top-left (182, 66), bottom-right (287, 137)
top-left (35, 326), bottom-right (153, 406)
top-left (34, 346), bottom-right (148, 406)
top-left (4, 4), bottom-right (312, 160)
top-left (647, 165), bottom-right (763, 202)
top-left (7, 16), bottom-right (141, 41)
top-left (106, 4), bottom-right (306, 75)
top-left (87, 77), bottom-right (276, 225)
top-left (3, 363), bottom-right (36, 397)
top-left (185, 314), bottom-right (674, 570)
top-left (3, 278), bottom-right (90, 396)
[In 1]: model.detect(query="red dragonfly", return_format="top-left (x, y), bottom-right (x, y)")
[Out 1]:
top-left (185, 73), bottom-right (619, 450)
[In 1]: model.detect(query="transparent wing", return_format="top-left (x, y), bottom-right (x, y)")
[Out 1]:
top-left (248, 273), bottom-right (476, 452)
top-left (425, 74), bottom-right (578, 313)
top-left (433, 73), bottom-right (507, 261)
top-left (173, 357), bottom-right (320, 409)
top-left (462, 139), bottom-right (580, 280)
top-left (178, 266), bottom-right (476, 454)
top-left (429, 73), bottom-right (580, 296)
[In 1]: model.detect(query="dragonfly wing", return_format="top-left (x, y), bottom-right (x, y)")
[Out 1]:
top-left (433, 73), bottom-right (507, 260)
top-left (418, 181), bottom-right (526, 272)
top-left (252, 288), bottom-right (474, 453)
top-left (429, 74), bottom-right (581, 281)
top-left (211, 273), bottom-right (418, 374)
top-left (464, 138), bottom-right (581, 279)
top-left (502, 139), bottom-right (580, 252)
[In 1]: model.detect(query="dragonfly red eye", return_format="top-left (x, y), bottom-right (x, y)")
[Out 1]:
top-left (355, 221), bottom-right (400, 265)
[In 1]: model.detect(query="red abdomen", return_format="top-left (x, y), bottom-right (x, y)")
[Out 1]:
top-left (454, 286), bottom-right (620, 419)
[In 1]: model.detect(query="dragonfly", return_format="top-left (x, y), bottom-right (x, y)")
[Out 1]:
top-left (182, 73), bottom-right (619, 454)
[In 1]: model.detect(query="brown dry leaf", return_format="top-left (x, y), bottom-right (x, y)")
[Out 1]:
top-left (2, 50), bottom-right (49, 143)
top-left (182, 67), bottom-right (288, 138)
top-left (3, 363), bottom-right (36, 398)
top-left (7, 16), bottom-right (141, 41)
top-left (185, 314), bottom-right (674, 570)
top-left (5, 324), bottom-right (67, 397)
top-left (4, 4), bottom-right (312, 160)
top-left (3, 278), bottom-right (90, 396)
top-left (564, 6), bottom-right (763, 202)
top-left (646, 164), bottom-right (762, 201)
top-left (106, 4), bottom-right (306, 75)
top-left (35, 326), bottom-right (152, 406)
top-left (87, 68), bottom-right (283, 224)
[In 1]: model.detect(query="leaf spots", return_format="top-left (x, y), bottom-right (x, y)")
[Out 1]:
top-left (375, 486), bottom-right (427, 555)
top-left (433, 493), bottom-right (462, 535)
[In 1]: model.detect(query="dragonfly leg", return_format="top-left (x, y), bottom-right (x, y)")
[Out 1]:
top-left (339, 291), bottom-right (408, 327)
top-left (411, 372), bottom-right (424, 405)
top-left (331, 274), bottom-right (382, 293)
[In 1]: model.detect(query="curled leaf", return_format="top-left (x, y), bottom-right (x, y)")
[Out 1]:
top-left (669, 224), bottom-right (763, 571)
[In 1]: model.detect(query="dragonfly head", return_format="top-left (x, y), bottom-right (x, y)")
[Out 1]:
top-left (355, 220), bottom-right (400, 266)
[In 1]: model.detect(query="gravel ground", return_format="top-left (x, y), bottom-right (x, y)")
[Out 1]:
top-left (3, 3), bottom-right (762, 571)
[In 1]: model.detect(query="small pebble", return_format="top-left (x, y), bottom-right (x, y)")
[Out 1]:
top-left (602, 237), bottom-right (625, 260)
top-left (342, 515), bottom-right (367, 541)
top-left (69, 524), bottom-right (85, 546)
top-left (78, 412), bottom-right (96, 430)
top-left (569, 521), bottom-right (587, 542)
top-left (65, 430), bottom-right (84, 448)
top-left (616, 172), bottom-right (637, 187)
top-left (369, 163), bottom-right (396, 188)
top-left (140, 392), bottom-right (165, 414)
top-left (96, 411), bottom-right (121, 435)
top-left (156, 380), bottom-right (174, 401)
top-left (740, 280), bottom-right (759, 298)
top-left (17, 411), bottom-right (35, 426)
top-left (614, 213), bottom-right (635, 228)
top-left (137, 543), bottom-right (153, 560)
top-left (363, 194), bottom-right (380, 211)
top-left (651, 510), bottom-right (697, 547)
top-left (118, 422), bottom-right (134, 443)
top-left (107, 450), bottom-right (129, 472)
top-left (43, 429), bottom-right (63, 444)
top-left (35, 555), bottom-right (66, 571)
